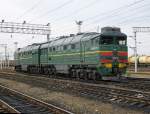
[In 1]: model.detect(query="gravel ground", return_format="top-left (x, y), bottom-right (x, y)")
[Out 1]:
top-left (0, 76), bottom-right (147, 114)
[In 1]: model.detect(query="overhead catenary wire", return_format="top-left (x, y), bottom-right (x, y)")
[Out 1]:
top-left (50, 0), bottom-right (144, 34)
top-left (51, 0), bottom-right (147, 34)
top-left (29, 0), bottom-right (74, 23)
top-left (19, 0), bottom-right (147, 37)
top-left (117, 15), bottom-right (150, 26)
top-left (92, 2), bottom-right (150, 25)
top-left (116, 13), bottom-right (150, 25)
top-left (50, 0), bottom-right (145, 25)
top-left (83, 0), bottom-right (145, 22)
top-left (24, 0), bottom-right (146, 36)
top-left (15, 0), bottom-right (43, 21)
top-left (48, 0), bottom-right (101, 23)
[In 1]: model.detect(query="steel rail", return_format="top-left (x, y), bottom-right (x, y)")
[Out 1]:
top-left (0, 85), bottom-right (73, 114)
top-left (0, 71), bottom-right (150, 94)
top-left (0, 71), bottom-right (150, 110)
top-left (0, 99), bottom-right (20, 113)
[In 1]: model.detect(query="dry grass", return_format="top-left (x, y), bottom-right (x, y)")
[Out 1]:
top-left (0, 78), bottom-right (145, 114)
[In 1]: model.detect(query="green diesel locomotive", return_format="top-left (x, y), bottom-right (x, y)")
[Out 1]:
top-left (14, 27), bottom-right (128, 80)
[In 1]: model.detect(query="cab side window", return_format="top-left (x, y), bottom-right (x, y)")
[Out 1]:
top-left (90, 37), bottom-right (99, 50)
top-left (71, 44), bottom-right (76, 50)
top-left (63, 45), bottom-right (68, 50)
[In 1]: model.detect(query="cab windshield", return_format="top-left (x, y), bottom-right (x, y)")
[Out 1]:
top-left (100, 36), bottom-right (113, 45)
top-left (116, 37), bottom-right (126, 45)
top-left (100, 36), bottom-right (126, 45)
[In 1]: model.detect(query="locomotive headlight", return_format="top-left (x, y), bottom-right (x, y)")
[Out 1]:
top-left (119, 63), bottom-right (126, 68)
top-left (104, 63), bottom-right (112, 68)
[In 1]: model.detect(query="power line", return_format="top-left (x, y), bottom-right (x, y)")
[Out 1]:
top-left (117, 14), bottom-right (150, 26)
top-left (16, 0), bottom-right (43, 21)
top-left (50, 0), bottom-right (101, 23)
top-left (84, 0), bottom-right (146, 22)
top-left (29, 0), bottom-right (74, 23)
top-left (52, 0), bottom-right (145, 25)
top-left (23, 0), bottom-right (146, 36)
top-left (99, 2), bottom-right (150, 26)
top-left (51, 0), bottom-right (146, 34)
top-left (94, 2), bottom-right (150, 25)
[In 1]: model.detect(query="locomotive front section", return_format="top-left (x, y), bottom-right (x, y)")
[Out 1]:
top-left (98, 27), bottom-right (128, 80)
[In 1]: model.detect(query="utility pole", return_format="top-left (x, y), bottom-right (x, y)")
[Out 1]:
top-left (134, 31), bottom-right (137, 73)
top-left (97, 25), bottom-right (100, 33)
top-left (0, 53), bottom-right (2, 70)
top-left (46, 23), bottom-right (51, 42)
top-left (4, 45), bottom-right (7, 68)
top-left (14, 42), bottom-right (18, 67)
top-left (129, 34), bottom-right (137, 73)
top-left (0, 44), bottom-right (7, 69)
top-left (132, 27), bottom-right (150, 72)
top-left (7, 53), bottom-right (9, 68)
top-left (75, 21), bottom-right (83, 33)
top-left (14, 42), bottom-right (18, 51)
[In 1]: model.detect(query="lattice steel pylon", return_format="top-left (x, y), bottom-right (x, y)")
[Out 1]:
top-left (133, 27), bottom-right (150, 33)
top-left (132, 27), bottom-right (150, 72)
top-left (0, 21), bottom-right (51, 41)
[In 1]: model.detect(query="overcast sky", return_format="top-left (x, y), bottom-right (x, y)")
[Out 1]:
top-left (0, 0), bottom-right (149, 59)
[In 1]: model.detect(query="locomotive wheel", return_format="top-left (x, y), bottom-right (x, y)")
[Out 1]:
top-left (47, 68), bottom-right (52, 76)
top-left (76, 70), bottom-right (80, 80)
top-left (79, 70), bottom-right (84, 79)
top-left (51, 67), bottom-right (56, 77)
top-left (92, 71), bottom-right (97, 81)
top-left (95, 72), bottom-right (101, 80)
top-left (28, 67), bottom-right (31, 73)
top-left (88, 71), bottom-right (93, 80)
top-left (92, 73), bottom-right (96, 81)
top-left (74, 70), bottom-right (78, 78)
top-left (83, 70), bottom-right (88, 80)
top-left (70, 69), bottom-right (75, 78)
top-left (45, 68), bottom-right (48, 75)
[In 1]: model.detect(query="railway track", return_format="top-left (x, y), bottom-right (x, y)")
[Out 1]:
top-left (0, 71), bottom-right (150, 92)
top-left (0, 71), bottom-right (150, 112)
top-left (0, 99), bottom-right (19, 113)
top-left (22, 72), bottom-right (150, 92)
top-left (73, 83), bottom-right (150, 111)
top-left (0, 85), bottom-right (73, 114)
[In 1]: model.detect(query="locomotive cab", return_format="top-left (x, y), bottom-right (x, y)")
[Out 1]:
top-left (98, 27), bottom-right (128, 80)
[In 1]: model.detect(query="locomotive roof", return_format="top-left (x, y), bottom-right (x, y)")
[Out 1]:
top-left (19, 43), bottom-right (41, 53)
top-left (101, 27), bottom-right (127, 37)
top-left (18, 28), bottom-right (127, 52)
top-left (101, 31), bottom-right (127, 37)
top-left (40, 32), bottom-right (100, 49)
top-left (40, 31), bottom-right (126, 49)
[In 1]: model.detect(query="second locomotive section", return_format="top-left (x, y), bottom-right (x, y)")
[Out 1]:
top-left (14, 27), bottom-right (128, 80)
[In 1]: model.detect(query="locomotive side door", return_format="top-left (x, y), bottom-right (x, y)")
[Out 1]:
top-left (80, 39), bottom-right (86, 64)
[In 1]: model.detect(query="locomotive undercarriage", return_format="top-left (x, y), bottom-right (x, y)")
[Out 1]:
top-left (69, 65), bottom-right (101, 80)
top-left (15, 64), bottom-right (124, 81)
top-left (27, 65), bottom-right (56, 76)
top-left (15, 65), bottom-right (22, 71)
top-left (15, 64), bottom-right (101, 80)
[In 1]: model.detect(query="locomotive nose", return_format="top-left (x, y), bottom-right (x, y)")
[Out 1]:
top-left (112, 50), bottom-right (119, 65)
